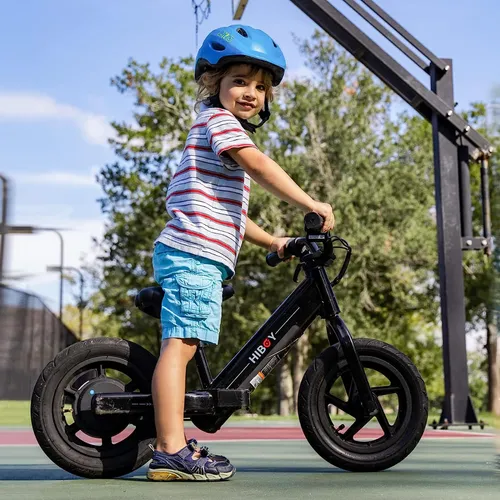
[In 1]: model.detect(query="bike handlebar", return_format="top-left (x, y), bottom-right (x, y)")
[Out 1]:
top-left (265, 213), bottom-right (352, 286)
top-left (265, 212), bottom-right (325, 267)
top-left (265, 238), bottom-right (308, 267)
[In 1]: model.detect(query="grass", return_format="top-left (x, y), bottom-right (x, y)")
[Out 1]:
top-left (0, 400), bottom-right (31, 426)
top-left (1, 400), bottom-right (497, 429)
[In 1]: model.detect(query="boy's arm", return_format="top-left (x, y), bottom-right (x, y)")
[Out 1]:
top-left (229, 148), bottom-right (315, 213)
top-left (229, 147), bottom-right (335, 233)
top-left (244, 218), bottom-right (290, 257)
top-left (244, 218), bottom-right (275, 250)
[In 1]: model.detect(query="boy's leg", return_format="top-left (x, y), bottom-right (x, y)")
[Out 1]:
top-left (152, 337), bottom-right (198, 454)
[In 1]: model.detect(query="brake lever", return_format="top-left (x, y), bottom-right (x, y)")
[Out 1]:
top-left (293, 263), bottom-right (303, 283)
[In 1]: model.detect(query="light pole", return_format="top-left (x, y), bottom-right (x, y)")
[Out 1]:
top-left (47, 265), bottom-right (85, 338)
top-left (5, 225), bottom-right (65, 322)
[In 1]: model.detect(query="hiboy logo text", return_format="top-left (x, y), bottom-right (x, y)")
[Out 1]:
top-left (248, 332), bottom-right (276, 364)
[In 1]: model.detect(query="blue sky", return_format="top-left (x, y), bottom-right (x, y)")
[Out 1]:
top-left (1, 0), bottom-right (499, 314)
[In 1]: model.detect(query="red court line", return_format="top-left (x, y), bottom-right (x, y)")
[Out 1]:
top-left (0, 427), bottom-right (493, 446)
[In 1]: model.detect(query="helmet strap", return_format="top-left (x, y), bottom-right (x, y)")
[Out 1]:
top-left (205, 95), bottom-right (270, 134)
top-left (206, 94), bottom-right (223, 109)
top-left (240, 99), bottom-right (270, 134)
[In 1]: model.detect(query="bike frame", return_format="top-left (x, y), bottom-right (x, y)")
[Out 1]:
top-left (94, 227), bottom-right (379, 433)
top-left (194, 262), bottom-right (378, 417)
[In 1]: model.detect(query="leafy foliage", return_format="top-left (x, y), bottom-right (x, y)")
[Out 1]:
top-left (91, 32), bottom-right (495, 414)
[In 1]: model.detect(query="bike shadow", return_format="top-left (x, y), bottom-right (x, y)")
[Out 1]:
top-left (0, 464), bottom-right (344, 481)
top-left (121, 465), bottom-right (347, 481)
top-left (0, 464), bottom-right (80, 481)
top-left (1, 465), bottom-right (494, 482)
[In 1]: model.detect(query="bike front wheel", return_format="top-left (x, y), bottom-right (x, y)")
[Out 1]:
top-left (298, 338), bottom-right (428, 472)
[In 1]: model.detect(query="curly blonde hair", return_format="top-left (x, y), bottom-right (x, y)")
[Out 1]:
top-left (196, 63), bottom-right (274, 110)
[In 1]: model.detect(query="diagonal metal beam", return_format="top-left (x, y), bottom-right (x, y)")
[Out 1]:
top-left (342, 0), bottom-right (428, 72)
top-left (358, 0), bottom-right (448, 71)
top-left (290, 0), bottom-right (493, 159)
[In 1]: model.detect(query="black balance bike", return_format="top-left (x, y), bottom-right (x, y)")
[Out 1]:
top-left (31, 213), bottom-right (428, 478)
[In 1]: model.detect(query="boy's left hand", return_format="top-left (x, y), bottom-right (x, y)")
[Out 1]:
top-left (269, 237), bottom-right (293, 260)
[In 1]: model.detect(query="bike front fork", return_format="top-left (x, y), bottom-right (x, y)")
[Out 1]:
top-left (327, 317), bottom-right (379, 417)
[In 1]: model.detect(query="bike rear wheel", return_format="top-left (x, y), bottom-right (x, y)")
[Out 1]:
top-left (298, 338), bottom-right (428, 472)
top-left (31, 337), bottom-right (157, 478)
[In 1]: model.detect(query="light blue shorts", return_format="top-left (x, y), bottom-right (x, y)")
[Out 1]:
top-left (152, 243), bottom-right (230, 345)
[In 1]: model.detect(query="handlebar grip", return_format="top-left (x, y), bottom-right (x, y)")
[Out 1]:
top-left (304, 212), bottom-right (324, 233)
top-left (266, 252), bottom-right (282, 267)
top-left (266, 238), bottom-right (302, 267)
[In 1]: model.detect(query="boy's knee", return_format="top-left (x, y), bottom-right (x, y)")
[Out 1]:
top-left (183, 339), bottom-right (200, 359)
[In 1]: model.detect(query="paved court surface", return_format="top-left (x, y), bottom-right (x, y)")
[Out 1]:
top-left (0, 427), bottom-right (497, 500)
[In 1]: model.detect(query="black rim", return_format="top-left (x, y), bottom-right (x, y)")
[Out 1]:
top-left (51, 355), bottom-right (153, 459)
top-left (318, 353), bottom-right (413, 454)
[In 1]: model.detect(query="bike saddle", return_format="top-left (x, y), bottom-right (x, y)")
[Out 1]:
top-left (135, 284), bottom-right (235, 319)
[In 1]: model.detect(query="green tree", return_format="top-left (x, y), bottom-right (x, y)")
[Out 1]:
top-left (226, 32), bottom-right (443, 413)
top-left (94, 33), bottom-right (455, 414)
top-left (94, 57), bottom-right (197, 356)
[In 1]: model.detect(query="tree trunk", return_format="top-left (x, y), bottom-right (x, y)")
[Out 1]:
top-left (292, 332), bottom-right (309, 412)
top-left (486, 308), bottom-right (500, 416)
top-left (277, 359), bottom-right (294, 416)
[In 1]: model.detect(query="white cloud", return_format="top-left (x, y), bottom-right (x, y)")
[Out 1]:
top-left (0, 92), bottom-right (115, 146)
top-left (16, 166), bottom-right (101, 187)
top-left (79, 113), bottom-right (115, 146)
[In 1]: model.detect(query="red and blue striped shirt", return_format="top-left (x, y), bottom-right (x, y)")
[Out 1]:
top-left (155, 106), bottom-right (256, 276)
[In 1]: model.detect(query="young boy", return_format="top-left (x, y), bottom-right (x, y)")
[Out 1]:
top-left (147, 25), bottom-right (334, 481)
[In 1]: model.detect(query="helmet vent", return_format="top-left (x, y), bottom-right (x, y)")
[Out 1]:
top-left (211, 42), bottom-right (226, 51)
top-left (236, 27), bottom-right (249, 38)
top-left (271, 39), bottom-right (278, 47)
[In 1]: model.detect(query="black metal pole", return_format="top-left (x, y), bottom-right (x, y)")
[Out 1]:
top-left (0, 174), bottom-right (8, 284)
top-left (71, 268), bottom-right (85, 339)
top-left (45, 229), bottom-right (65, 348)
top-left (54, 231), bottom-right (64, 323)
top-left (458, 145), bottom-right (473, 239)
top-left (480, 158), bottom-right (491, 256)
top-left (79, 272), bottom-right (83, 338)
top-left (430, 60), bottom-right (478, 425)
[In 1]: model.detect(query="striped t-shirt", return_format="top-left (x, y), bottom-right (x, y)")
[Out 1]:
top-left (155, 105), bottom-right (257, 277)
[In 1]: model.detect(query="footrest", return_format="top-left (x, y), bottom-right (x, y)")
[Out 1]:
top-left (184, 389), bottom-right (250, 416)
top-left (185, 391), bottom-right (215, 415)
top-left (210, 389), bottom-right (250, 409)
top-left (93, 393), bottom-right (153, 415)
top-left (93, 389), bottom-right (250, 416)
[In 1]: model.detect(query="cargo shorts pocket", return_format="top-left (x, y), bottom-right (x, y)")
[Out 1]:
top-left (175, 273), bottom-right (217, 319)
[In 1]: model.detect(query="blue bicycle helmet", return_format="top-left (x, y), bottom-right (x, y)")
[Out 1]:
top-left (195, 25), bottom-right (286, 86)
top-left (195, 25), bottom-right (286, 132)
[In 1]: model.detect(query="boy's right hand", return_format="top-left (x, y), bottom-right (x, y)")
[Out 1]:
top-left (311, 201), bottom-right (335, 232)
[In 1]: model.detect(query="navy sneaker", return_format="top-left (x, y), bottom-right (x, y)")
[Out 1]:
top-left (186, 438), bottom-right (229, 464)
top-left (147, 443), bottom-right (235, 481)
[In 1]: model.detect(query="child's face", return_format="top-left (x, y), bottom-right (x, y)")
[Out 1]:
top-left (219, 64), bottom-right (267, 120)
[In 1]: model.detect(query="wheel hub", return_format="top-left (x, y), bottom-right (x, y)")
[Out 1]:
top-left (73, 378), bottom-right (129, 438)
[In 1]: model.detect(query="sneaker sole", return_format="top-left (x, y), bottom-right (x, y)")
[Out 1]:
top-left (147, 467), bottom-right (236, 482)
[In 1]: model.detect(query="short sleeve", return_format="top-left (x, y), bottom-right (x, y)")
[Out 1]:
top-left (206, 110), bottom-right (256, 156)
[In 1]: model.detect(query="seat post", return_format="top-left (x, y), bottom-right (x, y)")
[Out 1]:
top-left (194, 344), bottom-right (213, 389)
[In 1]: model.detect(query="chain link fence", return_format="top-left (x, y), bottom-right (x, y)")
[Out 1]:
top-left (0, 284), bottom-right (77, 400)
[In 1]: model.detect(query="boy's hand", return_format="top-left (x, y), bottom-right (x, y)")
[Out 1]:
top-left (269, 237), bottom-right (293, 259)
top-left (311, 202), bottom-right (335, 232)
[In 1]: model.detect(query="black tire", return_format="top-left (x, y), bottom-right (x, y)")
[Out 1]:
top-left (31, 337), bottom-right (157, 478)
top-left (298, 338), bottom-right (428, 472)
